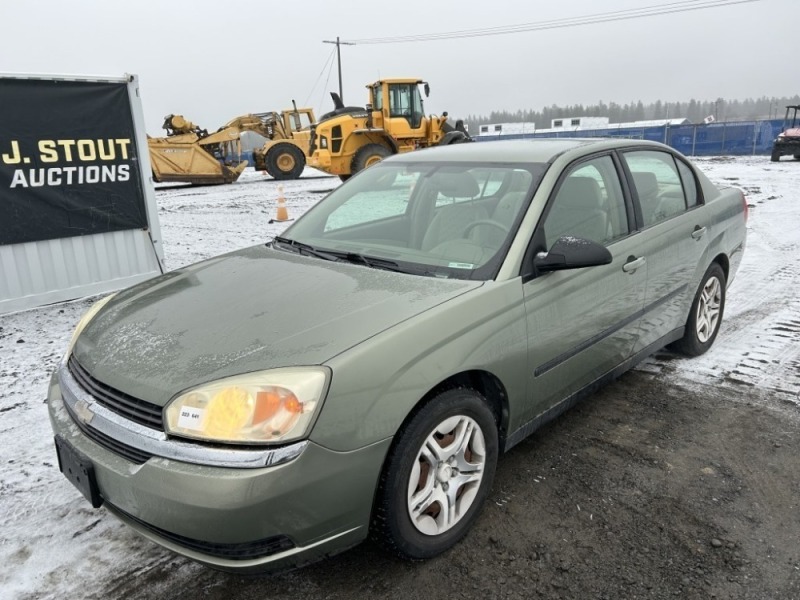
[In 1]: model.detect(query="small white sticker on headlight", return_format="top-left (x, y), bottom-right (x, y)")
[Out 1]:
top-left (178, 407), bottom-right (206, 431)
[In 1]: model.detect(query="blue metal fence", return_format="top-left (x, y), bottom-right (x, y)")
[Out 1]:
top-left (474, 119), bottom-right (783, 156)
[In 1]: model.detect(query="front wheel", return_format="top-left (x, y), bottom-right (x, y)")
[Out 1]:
top-left (371, 388), bottom-right (498, 560)
top-left (351, 143), bottom-right (391, 174)
top-left (770, 148), bottom-right (781, 162)
top-left (670, 262), bottom-right (726, 356)
top-left (265, 143), bottom-right (305, 180)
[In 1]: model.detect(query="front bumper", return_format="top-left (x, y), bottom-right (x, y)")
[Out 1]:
top-left (773, 139), bottom-right (800, 154)
top-left (47, 371), bottom-right (390, 572)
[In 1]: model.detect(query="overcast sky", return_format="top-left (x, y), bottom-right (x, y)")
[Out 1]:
top-left (0, 0), bottom-right (792, 133)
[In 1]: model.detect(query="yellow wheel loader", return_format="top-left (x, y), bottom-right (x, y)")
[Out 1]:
top-left (307, 78), bottom-right (470, 180)
top-left (148, 107), bottom-right (315, 185)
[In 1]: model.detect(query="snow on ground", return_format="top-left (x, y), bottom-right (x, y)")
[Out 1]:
top-left (639, 156), bottom-right (800, 404)
top-left (0, 157), bottom-right (798, 599)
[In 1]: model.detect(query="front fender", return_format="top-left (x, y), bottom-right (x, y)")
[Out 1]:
top-left (312, 280), bottom-right (528, 452)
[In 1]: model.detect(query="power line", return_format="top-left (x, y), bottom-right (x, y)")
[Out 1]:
top-left (348, 0), bottom-right (760, 44)
top-left (345, 0), bottom-right (762, 44)
top-left (303, 47), bottom-right (337, 107)
top-left (319, 50), bottom-right (337, 113)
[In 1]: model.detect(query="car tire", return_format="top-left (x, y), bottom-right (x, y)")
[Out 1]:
top-left (352, 143), bottom-right (391, 174)
top-left (671, 262), bottom-right (726, 357)
top-left (770, 149), bottom-right (781, 162)
top-left (371, 388), bottom-right (498, 560)
top-left (265, 143), bottom-right (305, 180)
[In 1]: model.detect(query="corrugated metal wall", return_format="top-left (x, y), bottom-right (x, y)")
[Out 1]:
top-left (0, 229), bottom-right (161, 313)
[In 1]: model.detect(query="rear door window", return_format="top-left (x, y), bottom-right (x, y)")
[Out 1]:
top-left (622, 150), bottom-right (688, 227)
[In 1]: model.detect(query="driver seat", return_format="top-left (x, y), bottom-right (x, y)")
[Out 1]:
top-left (420, 173), bottom-right (488, 251)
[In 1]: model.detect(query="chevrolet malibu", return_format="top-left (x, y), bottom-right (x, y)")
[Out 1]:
top-left (48, 139), bottom-right (747, 572)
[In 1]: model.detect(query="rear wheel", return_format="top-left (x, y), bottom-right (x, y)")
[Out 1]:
top-left (371, 388), bottom-right (498, 559)
top-left (351, 143), bottom-right (391, 174)
top-left (671, 263), bottom-right (726, 356)
top-left (265, 143), bottom-right (305, 180)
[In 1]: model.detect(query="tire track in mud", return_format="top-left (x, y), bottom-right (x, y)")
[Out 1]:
top-left (645, 299), bottom-right (800, 406)
top-left (664, 262), bottom-right (800, 404)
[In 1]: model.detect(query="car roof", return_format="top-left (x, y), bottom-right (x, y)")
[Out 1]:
top-left (388, 138), bottom-right (671, 164)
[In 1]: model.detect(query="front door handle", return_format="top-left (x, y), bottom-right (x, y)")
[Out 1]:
top-left (623, 256), bottom-right (646, 273)
top-left (691, 226), bottom-right (707, 240)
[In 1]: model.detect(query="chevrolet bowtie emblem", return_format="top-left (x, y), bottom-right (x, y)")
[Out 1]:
top-left (73, 399), bottom-right (95, 425)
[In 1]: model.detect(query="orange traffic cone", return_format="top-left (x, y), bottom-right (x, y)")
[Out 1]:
top-left (271, 185), bottom-right (291, 223)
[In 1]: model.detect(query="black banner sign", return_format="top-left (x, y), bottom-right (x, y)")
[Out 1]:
top-left (0, 78), bottom-right (148, 246)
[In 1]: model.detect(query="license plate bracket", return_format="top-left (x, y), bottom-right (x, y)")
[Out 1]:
top-left (54, 435), bottom-right (103, 508)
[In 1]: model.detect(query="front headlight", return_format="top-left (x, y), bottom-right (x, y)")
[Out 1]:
top-left (65, 293), bottom-right (117, 359)
top-left (164, 367), bottom-right (330, 445)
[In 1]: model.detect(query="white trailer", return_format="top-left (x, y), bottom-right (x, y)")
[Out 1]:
top-left (550, 116), bottom-right (610, 129)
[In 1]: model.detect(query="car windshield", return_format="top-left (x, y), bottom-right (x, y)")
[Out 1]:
top-left (277, 161), bottom-right (547, 280)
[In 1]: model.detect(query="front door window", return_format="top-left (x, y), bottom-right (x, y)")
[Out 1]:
top-left (388, 84), bottom-right (423, 129)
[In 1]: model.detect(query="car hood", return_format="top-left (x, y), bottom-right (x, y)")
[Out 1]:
top-left (73, 245), bottom-right (481, 406)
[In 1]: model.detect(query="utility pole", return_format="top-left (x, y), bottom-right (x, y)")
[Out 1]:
top-left (322, 37), bottom-right (355, 104)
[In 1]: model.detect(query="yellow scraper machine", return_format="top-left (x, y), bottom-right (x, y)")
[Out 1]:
top-left (148, 106), bottom-right (315, 185)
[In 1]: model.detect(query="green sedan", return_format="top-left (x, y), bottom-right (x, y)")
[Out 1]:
top-left (48, 139), bottom-right (747, 572)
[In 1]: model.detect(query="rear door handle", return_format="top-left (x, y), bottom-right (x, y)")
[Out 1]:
top-left (623, 256), bottom-right (646, 273)
top-left (691, 226), bottom-right (707, 240)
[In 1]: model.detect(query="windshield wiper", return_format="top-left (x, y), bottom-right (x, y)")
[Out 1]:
top-left (271, 236), bottom-right (340, 261)
top-left (329, 251), bottom-right (404, 272)
top-left (273, 238), bottom-right (411, 274)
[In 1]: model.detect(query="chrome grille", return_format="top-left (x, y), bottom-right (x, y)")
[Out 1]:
top-left (71, 415), bottom-right (152, 464)
top-left (68, 355), bottom-right (163, 430)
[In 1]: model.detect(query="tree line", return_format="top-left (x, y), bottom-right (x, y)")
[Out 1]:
top-left (464, 94), bottom-right (800, 132)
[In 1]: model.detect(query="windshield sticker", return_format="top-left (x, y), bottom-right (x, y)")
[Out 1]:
top-left (448, 262), bottom-right (475, 269)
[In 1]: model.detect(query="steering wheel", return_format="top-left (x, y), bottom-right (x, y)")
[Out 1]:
top-left (462, 219), bottom-right (510, 238)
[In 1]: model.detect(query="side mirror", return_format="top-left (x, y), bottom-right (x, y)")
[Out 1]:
top-left (534, 236), bottom-right (612, 272)
top-left (423, 82), bottom-right (430, 97)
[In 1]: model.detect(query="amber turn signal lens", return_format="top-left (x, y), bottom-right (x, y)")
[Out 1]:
top-left (284, 395), bottom-right (304, 414)
top-left (254, 390), bottom-right (281, 423)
